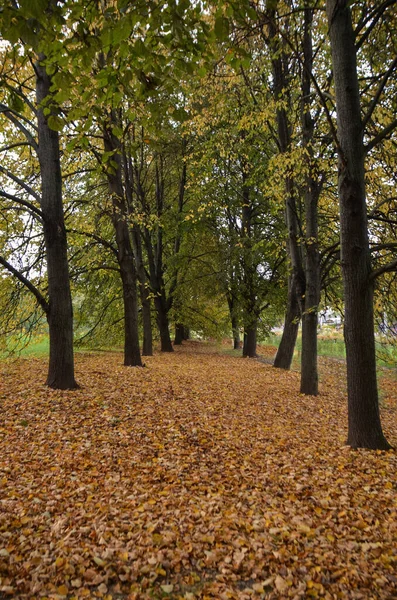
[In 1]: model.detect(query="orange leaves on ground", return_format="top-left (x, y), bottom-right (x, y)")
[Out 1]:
top-left (0, 344), bottom-right (396, 599)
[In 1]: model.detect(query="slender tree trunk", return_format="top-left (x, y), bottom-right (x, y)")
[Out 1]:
top-left (103, 114), bottom-right (142, 367)
top-left (133, 228), bottom-right (153, 356)
top-left (327, 0), bottom-right (390, 449)
top-left (36, 59), bottom-right (77, 390)
top-left (274, 275), bottom-right (300, 369)
top-left (300, 4), bottom-right (320, 395)
top-left (268, 17), bottom-right (305, 371)
top-left (123, 152), bottom-right (153, 358)
top-left (241, 172), bottom-right (258, 359)
top-left (119, 258), bottom-right (141, 366)
top-left (183, 326), bottom-right (190, 340)
top-left (227, 293), bottom-right (241, 349)
top-left (231, 315), bottom-right (241, 349)
top-left (140, 284), bottom-right (153, 356)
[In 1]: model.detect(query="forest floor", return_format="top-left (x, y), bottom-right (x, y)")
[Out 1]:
top-left (0, 342), bottom-right (396, 600)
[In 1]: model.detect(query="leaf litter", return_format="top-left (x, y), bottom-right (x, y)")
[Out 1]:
top-left (0, 342), bottom-right (396, 599)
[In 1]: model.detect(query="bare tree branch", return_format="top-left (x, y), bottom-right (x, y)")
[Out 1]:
top-left (0, 189), bottom-right (44, 221)
top-left (0, 255), bottom-right (49, 313)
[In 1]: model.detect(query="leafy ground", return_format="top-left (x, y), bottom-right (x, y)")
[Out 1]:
top-left (0, 342), bottom-right (396, 600)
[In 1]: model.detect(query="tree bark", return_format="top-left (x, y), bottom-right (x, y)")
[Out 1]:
top-left (300, 4), bottom-right (320, 396)
top-left (274, 275), bottom-right (300, 369)
top-left (36, 59), bottom-right (77, 389)
top-left (268, 15), bottom-right (305, 372)
top-left (154, 293), bottom-right (173, 352)
top-left (103, 113), bottom-right (142, 367)
top-left (140, 283), bottom-right (153, 356)
top-left (327, 0), bottom-right (390, 449)
top-left (243, 326), bottom-right (257, 358)
top-left (174, 323), bottom-right (184, 345)
top-left (231, 315), bottom-right (241, 349)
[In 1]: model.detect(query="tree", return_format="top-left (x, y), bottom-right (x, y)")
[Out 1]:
top-left (326, 0), bottom-right (391, 449)
top-left (0, 3), bottom-right (78, 389)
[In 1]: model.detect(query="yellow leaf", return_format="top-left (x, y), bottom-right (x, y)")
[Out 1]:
top-left (55, 557), bottom-right (65, 569)
top-left (57, 584), bottom-right (68, 596)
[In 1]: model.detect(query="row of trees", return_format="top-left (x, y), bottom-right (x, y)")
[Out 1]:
top-left (0, 0), bottom-right (396, 449)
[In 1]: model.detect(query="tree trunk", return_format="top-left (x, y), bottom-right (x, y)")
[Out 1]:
top-left (140, 284), bottom-right (153, 356)
top-left (174, 323), bottom-right (184, 345)
top-left (36, 59), bottom-right (77, 390)
top-left (119, 258), bottom-right (141, 366)
top-left (231, 314), bottom-right (241, 349)
top-left (327, 0), bottom-right (390, 449)
top-left (243, 326), bottom-right (257, 358)
top-left (103, 113), bottom-right (142, 367)
top-left (183, 326), bottom-right (190, 340)
top-left (269, 17), bottom-right (305, 373)
top-left (154, 294), bottom-right (173, 352)
top-left (300, 4), bottom-right (320, 396)
top-left (274, 276), bottom-right (300, 369)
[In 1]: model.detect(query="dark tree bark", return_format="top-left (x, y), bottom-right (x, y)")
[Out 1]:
top-left (139, 157), bottom-right (174, 353)
top-left (300, 4), bottom-right (321, 395)
top-left (326, 0), bottom-right (390, 449)
top-left (153, 293), bottom-right (173, 352)
top-left (243, 326), bottom-right (257, 358)
top-left (103, 113), bottom-right (142, 367)
top-left (123, 152), bottom-right (153, 358)
top-left (274, 274), bottom-right (300, 369)
top-left (226, 291), bottom-right (241, 349)
top-left (36, 59), bottom-right (77, 389)
top-left (241, 171), bottom-right (258, 358)
top-left (174, 323), bottom-right (185, 345)
top-left (140, 283), bottom-right (153, 356)
top-left (232, 315), bottom-right (241, 349)
top-left (268, 16), bottom-right (305, 373)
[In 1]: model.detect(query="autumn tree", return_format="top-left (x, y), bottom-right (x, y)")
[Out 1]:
top-left (0, 3), bottom-right (78, 389)
top-left (326, 0), bottom-right (395, 449)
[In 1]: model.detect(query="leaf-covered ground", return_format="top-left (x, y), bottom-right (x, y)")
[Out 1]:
top-left (0, 343), bottom-right (396, 599)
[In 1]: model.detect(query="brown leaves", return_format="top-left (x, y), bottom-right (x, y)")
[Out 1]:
top-left (0, 345), bottom-right (396, 598)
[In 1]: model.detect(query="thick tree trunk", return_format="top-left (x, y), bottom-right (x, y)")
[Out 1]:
top-left (36, 60), bottom-right (77, 390)
top-left (243, 326), bottom-right (257, 358)
top-left (274, 276), bottom-right (300, 369)
top-left (174, 323), bottom-right (184, 345)
top-left (300, 4), bottom-right (320, 396)
top-left (327, 0), bottom-right (390, 449)
top-left (104, 114), bottom-right (142, 367)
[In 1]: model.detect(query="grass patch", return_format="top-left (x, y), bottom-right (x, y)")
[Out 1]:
top-left (1, 334), bottom-right (49, 358)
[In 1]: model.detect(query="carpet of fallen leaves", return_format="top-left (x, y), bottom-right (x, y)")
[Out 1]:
top-left (0, 342), bottom-right (396, 600)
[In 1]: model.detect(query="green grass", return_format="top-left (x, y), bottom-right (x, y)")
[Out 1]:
top-left (263, 331), bottom-right (397, 368)
top-left (2, 331), bottom-right (397, 369)
top-left (1, 334), bottom-right (49, 358)
top-left (263, 332), bottom-right (346, 360)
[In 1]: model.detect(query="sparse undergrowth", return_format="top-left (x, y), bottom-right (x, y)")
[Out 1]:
top-left (0, 342), bottom-right (396, 599)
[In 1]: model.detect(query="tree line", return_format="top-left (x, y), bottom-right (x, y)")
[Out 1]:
top-left (0, 0), bottom-right (396, 450)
